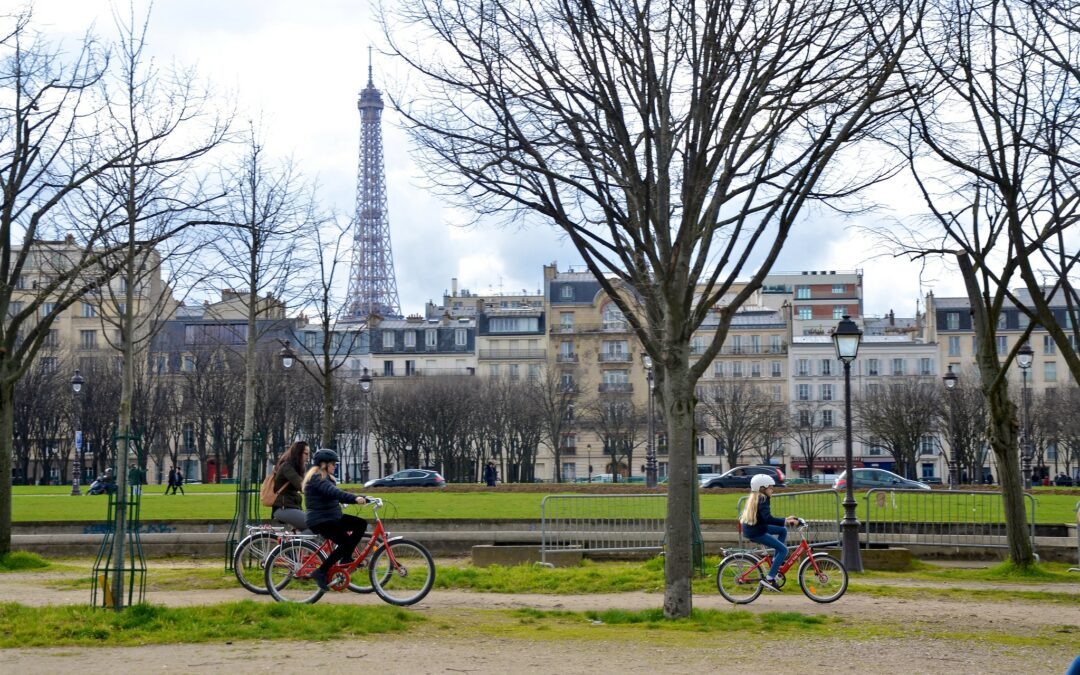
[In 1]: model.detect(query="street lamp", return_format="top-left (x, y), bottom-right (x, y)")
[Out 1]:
top-left (587, 444), bottom-right (592, 484)
top-left (942, 366), bottom-right (958, 489)
top-left (1017, 342), bottom-right (1034, 489)
top-left (70, 369), bottom-right (85, 496)
top-left (831, 315), bottom-right (863, 573)
top-left (642, 354), bottom-right (657, 488)
top-left (280, 342), bottom-right (295, 444)
top-left (359, 367), bottom-right (373, 484)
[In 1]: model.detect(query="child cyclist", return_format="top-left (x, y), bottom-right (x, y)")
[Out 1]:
top-left (304, 449), bottom-right (371, 591)
top-left (738, 474), bottom-right (799, 592)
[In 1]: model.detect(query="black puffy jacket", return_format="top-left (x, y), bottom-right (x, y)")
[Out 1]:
top-left (304, 472), bottom-right (359, 529)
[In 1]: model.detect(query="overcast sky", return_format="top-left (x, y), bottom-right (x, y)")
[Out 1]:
top-left (29, 0), bottom-right (965, 319)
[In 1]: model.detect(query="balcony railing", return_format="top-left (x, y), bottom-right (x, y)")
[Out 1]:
top-left (598, 382), bottom-right (633, 393)
top-left (478, 349), bottom-right (546, 359)
top-left (559, 447), bottom-right (577, 456)
top-left (598, 352), bottom-right (632, 363)
top-left (556, 353), bottom-right (579, 363)
top-left (550, 323), bottom-right (632, 334)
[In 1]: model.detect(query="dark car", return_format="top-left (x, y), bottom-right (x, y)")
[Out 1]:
top-left (1054, 474), bottom-right (1075, 487)
top-left (834, 468), bottom-right (930, 491)
top-left (364, 469), bottom-right (446, 488)
top-left (702, 465), bottom-right (785, 489)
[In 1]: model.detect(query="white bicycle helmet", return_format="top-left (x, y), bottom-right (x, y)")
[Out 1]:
top-left (750, 474), bottom-right (776, 492)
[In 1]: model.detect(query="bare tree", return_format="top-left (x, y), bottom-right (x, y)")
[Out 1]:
top-left (583, 395), bottom-right (643, 480)
top-left (698, 380), bottom-right (776, 472)
top-left (854, 377), bottom-right (941, 480)
top-left (385, 0), bottom-right (924, 616)
top-left (786, 402), bottom-right (839, 478)
top-left (941, 371), bottom-right (989, 484)
top-left (883, 0), bottom-right (1079, 564)
top-left (533, 364), bottom-right (579, 482)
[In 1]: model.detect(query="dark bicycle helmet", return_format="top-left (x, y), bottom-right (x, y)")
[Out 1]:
top-left (311, 448), bottom-right (339, 465)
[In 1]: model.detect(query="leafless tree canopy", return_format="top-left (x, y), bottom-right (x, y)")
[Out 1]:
top-left (698, 379), bottom-right (778, 471)
top-left (854, 377), bottom-right (942, 479)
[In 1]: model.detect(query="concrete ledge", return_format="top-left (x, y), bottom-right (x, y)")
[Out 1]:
top-left (817, 547), bottom-right (913, 571)
top-left (471, 545), bottom-right (582, 568)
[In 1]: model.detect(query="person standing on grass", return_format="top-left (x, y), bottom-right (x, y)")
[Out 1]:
top-left (165, 467), bottom-right (176, 495)
top-left (271, 441), bottom-right (310, 532)
top-left (304, 449), bottom-right (371, 591)
top-left (483, 460), bottom-right (497, 487)
top-left (738, 474), bottom-right (799, 593)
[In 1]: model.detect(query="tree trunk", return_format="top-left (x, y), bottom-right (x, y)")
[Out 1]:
top-left (985, 378), bottom-right (1034, 564)
top-left (0, 381), bottom-right (15, 554)
top-left (661, 352), bottom-right (696, 619)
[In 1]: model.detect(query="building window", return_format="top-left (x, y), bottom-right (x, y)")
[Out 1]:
top-left (731, 361), bottom-right (743, 377)
top-left (892, 358), bottom-right (904, 376)
top-left (1044, 362), bottom-right (1057, 382)
top-left (797, 359), bottom-right (810, 376)
top-left (404, 330), bottom-right (416, 348)
top-left (1043, 335), bottom-right (1055, 355)
top-left (44, 329), bottom-right (59, 348)
top-left (771, 361), bottom-right (782, 378)
top-left (41, 356), bottom-right (57, 374)
top-left (383, 360), bottom-right (394, 376)
top-left (868, 440), bottom-right (883, 456)
top-left (750, 335), bottom-right (761, 353)
top-left (833, 306), bottom-right (845, 319)
top-left (770, 335), bottom-right (782, 352)
top-left (382, 332), bottom-right (395, 349)
top-left (559, 312), bottom-right (574, 329)
top-left (996, 335), bottom-right (1007, 353)
top-left (560, 284), bottom-right (573, 300)
top-left (997, 313), bottom-right (1008, 329)
top-left (713, 362), bottom-right (724, 378)
top-left (81, 302), bottom-right (96, 318)
top-left (528, 364), bottom-right (540, 381)
top-left (602, 304), bottom-right (628, 330)
top-left (489, 316), bottom-right (539, 332)
top-left (919, 358), bottom-right (933, 376)
top-left (79, 330), bottom-right (96, 349)
top-left (560, 373), bottom-right (574, 391)
top-left (948, 336), bottom-right (960, 356)
top-left (405, 359), bottom-right (416, 375)
top-left (489, 364), bottom-right (500, 378)
top-left (868, 358), bottom-right (879, 376)
top-left (41, 302), bottom-right (56, 317)
top-left (820, 359), bottom-right (832, 376)
top-left (798, 410), bottom-right (812, 427)
top-left (425, 329), bottom-right (437, 349)
top-left (455, 328), bottom-right (467, 347)
top-left (832, 284), bottom-right (845, 294)
top-left (797, 306), bottom-right (812, 320)
top-left (690, 336), bottom-right (704, 355)
top-left (921, 436), bottom-right (937, 455)
top-left (797, 384), bottom-right (811, 401)
top-left (509, 364), bottom-right (520, 380)
top-left (821, 384), bottom-right (834, 401)
top-left (771, 385), bottom-right (782, 402)
top-left (946, 312), bottom-right (960, 330)
top-left (822, 410), bottom-right (834, 427)
top-left (182, 355), bottom-right (195, 372)
top-left (796, 286), bottom-right (811, 299)
top-left (750, 361), bottom-right (761, 377)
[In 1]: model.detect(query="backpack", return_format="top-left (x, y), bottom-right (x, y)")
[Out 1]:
top-left (260, 470), bottom-right (286, 507)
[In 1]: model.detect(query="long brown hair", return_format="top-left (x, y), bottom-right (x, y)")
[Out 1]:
top-left (276, 441), bottom-right (309, 476)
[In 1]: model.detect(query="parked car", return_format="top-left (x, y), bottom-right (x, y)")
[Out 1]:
top-left (701, 466), bottom-right (786, 489)
top-left (697, 473), bottom-right (725, 487)
top-left (811, 474), bottom-right (839, 485)
top-left (364, 469), bottom-right (446, 488)
top-left (922, 477), bottom-right (943, 485)
top-left (1054, 474), bottom-right (1075, 487)
top-left (574, 473), bottom-right (614, 483)
top-left (833, 468), bottom-right (930, 491)
top-left (784, 477), bottom-right (811, 486)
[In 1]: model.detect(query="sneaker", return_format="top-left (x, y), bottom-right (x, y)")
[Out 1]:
top-left (312, 569), bottom-right (330, 591)
top-left (760, 577), bottom-right (781, 592)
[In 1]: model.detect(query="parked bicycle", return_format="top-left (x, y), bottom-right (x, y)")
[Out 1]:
top-left (234, 523), bottom-right (376, 596)
top-left (716, 518), bottom-right (848, 604)
top-left (263, 497), bottom-right (435, 606)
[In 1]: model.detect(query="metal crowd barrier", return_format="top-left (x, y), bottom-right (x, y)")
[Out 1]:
top-left (735, 489), bottom-right (842, 549)
top-left (539, 494), bottom-right (666, 565)
top-left (864, 489), bottom-right (1036, 551)
top-left (1070, 501), bottom-right (1079, 573)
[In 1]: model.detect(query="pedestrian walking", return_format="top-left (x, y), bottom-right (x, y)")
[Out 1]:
top-left (483, 460), bottom-right (497, 487)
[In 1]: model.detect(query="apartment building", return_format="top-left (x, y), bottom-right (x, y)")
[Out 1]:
top-left (760, 270), bottom-right (864, 336)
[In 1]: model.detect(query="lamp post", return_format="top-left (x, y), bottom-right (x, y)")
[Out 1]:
top-left (1017, 342), bottom-right (1034, 489)
top-left (831, 315), bottom-right (863, 573)
top-left (359, 367), bottom-right (373, 484)
top-left (643, 355), bottom-right (657, 487)
top-left (587, 444), bottom-right (592, 484)
top-left (942, 366), bottom-right (958, 489)
top-left (69, 370), bottom-right (85, 496)
top-left (279, 342), bottom-right (295, 444)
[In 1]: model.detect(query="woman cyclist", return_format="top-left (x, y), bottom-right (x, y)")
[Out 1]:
top-left (304, 448), bottom-right (370, 591)
top-left (270, 441), bottom-right (310, 532)
top-left (739, 474), bottom-right (799, 592)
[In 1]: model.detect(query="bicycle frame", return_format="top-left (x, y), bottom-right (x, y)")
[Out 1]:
top-left (735, 530), bottom-right (823, 583)
top-left (288, 505), bottom-right (403, 588)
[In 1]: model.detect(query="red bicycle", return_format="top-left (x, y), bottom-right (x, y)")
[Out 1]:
top-left (716, 518), bottom-right (848, 604)
top-left (263, 498), bottom-right (435, 606)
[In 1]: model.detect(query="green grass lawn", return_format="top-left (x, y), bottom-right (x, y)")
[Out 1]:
top-left (11, 485), bottom-right (1079, 523)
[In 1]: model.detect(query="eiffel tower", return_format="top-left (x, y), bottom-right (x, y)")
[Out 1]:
top-left (344, 54), bottom-right (401, 320)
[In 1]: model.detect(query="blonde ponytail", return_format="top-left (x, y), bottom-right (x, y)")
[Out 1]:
top-left (302, 465), bottom-right (321, 492)
top-left (739, 492), bottom-right (761, 526)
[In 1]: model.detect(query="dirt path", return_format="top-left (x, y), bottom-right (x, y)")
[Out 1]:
top-left (5, 571), bottom-right (1080, 673)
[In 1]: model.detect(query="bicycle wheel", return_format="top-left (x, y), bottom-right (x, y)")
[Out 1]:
top-left (798, 553), bottom-right (848, 603)
top-left (264, 539), bottom-right (326, 604)
top-left (369, 538), bottom-right (435, 606)
top-left (346, 539), bottom-right (380, 594)
top-left (716, 552), bottom-right (764, 604)
top-left (232, 532), bottom-right (279, 595)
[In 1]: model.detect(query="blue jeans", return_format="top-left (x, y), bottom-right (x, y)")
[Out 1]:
top-left (748, 525), bottom-right (788, 580)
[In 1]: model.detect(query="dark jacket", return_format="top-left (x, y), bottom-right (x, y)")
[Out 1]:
top-left (304, 473), bottom-right (359, 529)
top-left (272, 462), bottom-right (304, 511)
top-left (483, 464), bottom-right (497, 485)
top-left (742, 495), bottom-right (786, 539)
